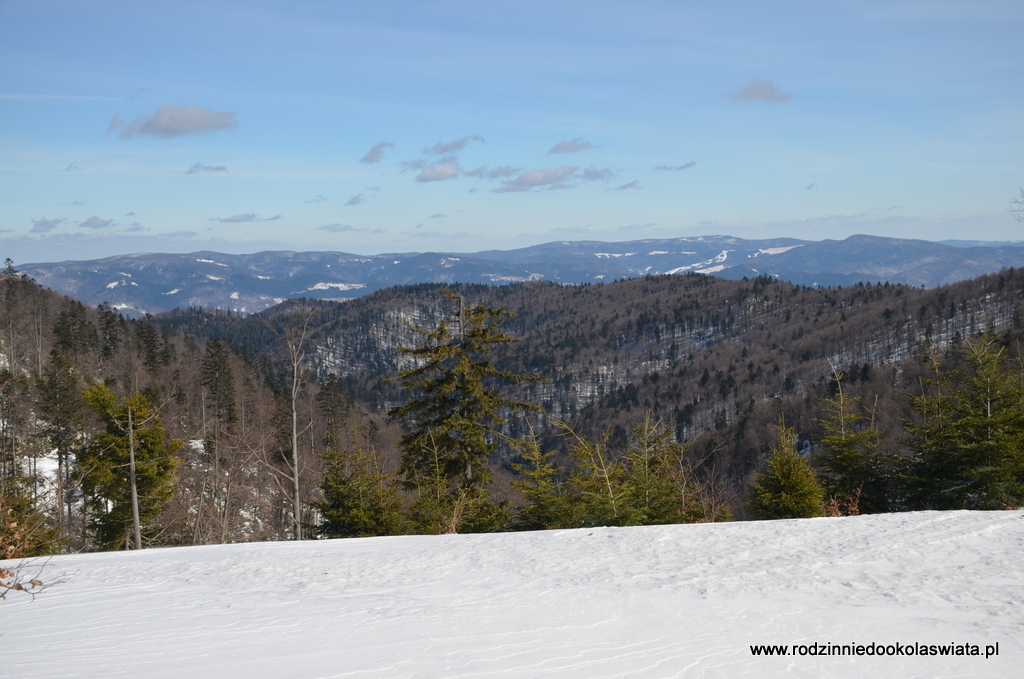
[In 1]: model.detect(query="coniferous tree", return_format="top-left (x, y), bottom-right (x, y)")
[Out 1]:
top-left (815, 367), bottom-right (904, 513)
top-left (390, 291), bottom-right (542, 491)
top-left (511, 436), bottom-right (572, 530)
top-left (748, 420), bottom-right (825, 519)
top-left (36, 350), bottom-right (86, 539)
top-left (906, 336), bottom-right (1024, 509)
top-left (80, 384), bottom-right (180, 550)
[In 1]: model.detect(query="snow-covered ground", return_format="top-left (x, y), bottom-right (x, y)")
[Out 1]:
top-left (3, 511), bottom-right (1022, 678)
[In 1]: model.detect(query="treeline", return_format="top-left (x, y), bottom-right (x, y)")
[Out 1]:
top-left (4, 260), bottom-right (1024, 560)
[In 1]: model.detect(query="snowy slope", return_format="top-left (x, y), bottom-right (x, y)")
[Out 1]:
top-left (2, 511), bottom-right (1022, 678)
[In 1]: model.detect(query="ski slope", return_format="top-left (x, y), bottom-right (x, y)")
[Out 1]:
top-left (2, 511), bottom-right (1022, 678)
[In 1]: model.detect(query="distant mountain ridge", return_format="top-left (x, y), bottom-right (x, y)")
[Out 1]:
top-left (19, 234), bottom-right (1024, 316)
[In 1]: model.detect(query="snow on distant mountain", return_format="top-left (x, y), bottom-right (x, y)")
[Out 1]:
top-left (19, 234), bottom-right (1024, 316)
top-left (2, 511), bottom-right (1021, 678)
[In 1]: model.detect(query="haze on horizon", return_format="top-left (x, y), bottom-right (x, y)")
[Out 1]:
top-left (2, 1), bottom-right (1023, 265)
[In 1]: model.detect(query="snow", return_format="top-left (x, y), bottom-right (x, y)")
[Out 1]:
top-left (2, 511), bottom-right (1021, 678)
top-left (206, 275), bottom-right (223, 281)
top-left (105, 281), bottom-right (120, 289)
top-left (307, 282), bottom-right (366, 291)
top-left (665, 250), bottom-right (733, 276)
top-left (163, 289), bottom-right (180, 295)
top-left (751, 245), bottom-right (804, 258)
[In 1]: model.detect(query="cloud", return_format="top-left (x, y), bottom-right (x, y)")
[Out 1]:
top-left (316, 223), bottom-right (364, 233)
top-left (655, 162), bottom-right (696, 171)
top-left (359, 141), bottom-right (395, 164)
top-left (346, 194), bottom-right (364, 206)
top-left (127, 87), bottom-right (150, 102)
top-left (125, 223), bottom-right (148, 232)
top-left (57, 200), bottom-right (86, 206)
top-left (125, 211), bottom-right (136, 216)
top-left (424, 135), bottom-right (484, 155)
top-left (305, 194), bottom-right (328, 204)
top-left (727, 79), bottom-right (791, 104)
top-left (161, 230), bottom-right (198, 238)
top-left (495, 166), bottom-right (578, 193)
top-left (549, 138), bottom-right (595, 154)
top-left (805, 182), bottom-right (816, 190)
top-left (613, 181), bottom-right (640, 191)
top-left (581, 167), bottom-right (614, 182)
top-left (108, 104), bottom-right (238, 139)
top-left (371, 228), bottom-right (385, 234)
top-left (416, 158), bottom-right (460, 183)
top-left (429, 213), bottom-right (447, 219)
top-left (64, 163), bottom-right (79, 172)
top-left (464, 165), bottom-right (521, 179)
top-left (31, 217), bottom-right (65, 233)
top-left (209, 213), bottom-right (280, 223)
top-left (186, 163), bottom-right (227, 174)
top-left (78, 216), bottom-right (114, 229)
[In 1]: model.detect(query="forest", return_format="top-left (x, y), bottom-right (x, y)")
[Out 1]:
top-left (3, 259), bottom-right (1024, 561)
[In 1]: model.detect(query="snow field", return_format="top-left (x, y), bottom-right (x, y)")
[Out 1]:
top-left (2, 511), bottom-right (1022, 678)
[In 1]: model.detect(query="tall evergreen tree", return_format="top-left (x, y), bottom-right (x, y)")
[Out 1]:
top-left (80, 384), bottom-right (180, 550)
top-left (906, 336), bottom-right (1024, 509)
top-left (815, 366), bottom-right (903, 513)
top-left (37, 350), bottom-right (86, 539)
top-left (748, 420), bottom-right (825, 520)
top-left (390, 291), bottom-right (543, 489)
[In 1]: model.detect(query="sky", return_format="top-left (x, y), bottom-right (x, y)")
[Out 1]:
top-left (2, 0), bottom-right (1023, 264)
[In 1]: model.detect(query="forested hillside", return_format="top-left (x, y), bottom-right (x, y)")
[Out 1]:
top-left (164, 269), bottom-right (1024, 489)
top-left (3, 263), bottom-right (1024, 561)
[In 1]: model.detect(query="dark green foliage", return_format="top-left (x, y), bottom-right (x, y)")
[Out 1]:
top-left (36, 350), bottom-right (86, 536)
top-left (96, 302), bottom-right (123, 362)
top-left (53, 300), bottom-right (97, 361)
top-left (748, 422), bottom-right (825, 520)
top-left (79, 384), bottom-right (180, 550)
top-left (315, 421), bottom-right (404, 539)
top-left (315, 374), bottom-right (405, 538)
top-left (815, 368), bottom-right (905, 513)
top-left (906, 336), bottom-right (1024, 509)
top-left (511, 437), bottom-right (573, 530)
top-left (390, 291), bottom-right (542, 489)
top-left (200, 339), bottom-right (237, 425)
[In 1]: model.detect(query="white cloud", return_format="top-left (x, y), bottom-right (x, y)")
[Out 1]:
top-left (359, 141), bottom-right (395, 164)
top-left (186, 163), bottom-right (227, 174)
top-left (31, 217), bottom-right (65, 233)
top-left (495, 166), bottom-right (578, 193)
top-left (424, 135), bottom-right (484, 155)
top-left (429, 213), bottom-right (447, 219)
top-left (655, 162), bottom-right (696, 171)
top-left (346, 194), bottom-right (364, 206)
top-left (613, 181), bottom-right (640, 191)
top-left (727, 79), bottom-right (791, 104)
top-left (549, 138), bottom-right (595, 154)
top-left (305, 194), bottom-right (328, 204)
top-left (78, 216), bottom-right (114, 229)
top-left (581, 167), bottom-right (614, 182)
top-left (416, 158), bottom-right (460, 183)
top-left (210, 213), bottom-right (283, 223)
top-left (64, 163), bottom-right (80, 172)
top-left (317, 223), bottom-right (364, 233)
top-left (464, 165), bottom-right (520, 179)
top-left (108, 104), bottom-right (238, 139)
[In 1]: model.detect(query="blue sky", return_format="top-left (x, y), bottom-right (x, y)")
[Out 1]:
top-left (2, 0), bottom-right (1023, 263)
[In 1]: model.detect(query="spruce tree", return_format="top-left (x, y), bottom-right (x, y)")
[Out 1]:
top-left (80, 384), bottom-right (180, 550)
top-left (315, 375), bottom-right (404, 538)
top-left (815, 366), bottom-right (903, 513)
top-left (748, 421), bottom-right (825, 520)
top-left (906, 336), bottom-right (1024, 509)
top-left (37, 349), bottom-right (86, 539)
top-left (390, 291), bottom-right (542, 490)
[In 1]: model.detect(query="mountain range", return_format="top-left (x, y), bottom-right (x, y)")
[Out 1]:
top-left (19, 234), bottom-right (1024, 317)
